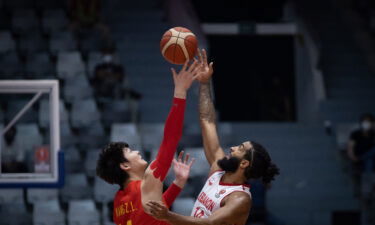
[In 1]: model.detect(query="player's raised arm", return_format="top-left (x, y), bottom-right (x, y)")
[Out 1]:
top-left (196, 49), bottom-right (225, 171)
top-left (141, 60), bottom-right (199, 212)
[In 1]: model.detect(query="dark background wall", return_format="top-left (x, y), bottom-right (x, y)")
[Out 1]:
top-left (208, 35), bottom-right (295, 122)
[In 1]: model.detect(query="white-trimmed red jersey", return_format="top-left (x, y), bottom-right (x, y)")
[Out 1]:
top-left (191, 170), bottom-right (251, 219)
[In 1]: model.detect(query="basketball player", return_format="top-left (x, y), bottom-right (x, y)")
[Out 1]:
top-left (146, 49), bottom-right (280, 225)
top-left (96, 60), bottom-right (200, 225)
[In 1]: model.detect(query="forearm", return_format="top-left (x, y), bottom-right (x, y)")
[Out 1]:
top-left (162, 183), bottom-right (182, 208)
top-left (199, 82), bottom-right (216, 123)
top-left (151, 97), bottom-right (186, 181)
top-left (199, 82), bottom-right (223, 165)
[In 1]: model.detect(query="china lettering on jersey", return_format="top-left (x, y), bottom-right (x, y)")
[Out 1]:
top-left (191, 171), bottom-right (251, 218)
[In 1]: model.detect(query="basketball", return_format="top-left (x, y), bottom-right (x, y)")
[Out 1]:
top-left (160, 27), bottom-right (198, 65)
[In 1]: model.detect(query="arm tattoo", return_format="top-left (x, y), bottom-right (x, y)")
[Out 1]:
top-left (199, 82), bottom-right (216, 123)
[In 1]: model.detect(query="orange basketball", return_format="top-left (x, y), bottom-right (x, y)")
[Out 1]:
top-left (160, 27), bottom-right (198, 65)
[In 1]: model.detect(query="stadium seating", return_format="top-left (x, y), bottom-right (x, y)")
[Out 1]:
top-left (27, 188), bottom-right (59, 204)
top-left (33, 200), bottom-right (66, 225)
top-left (68, 199), bottom-right (100, 225)
top-left (110, 123), bottom-right (142, 150)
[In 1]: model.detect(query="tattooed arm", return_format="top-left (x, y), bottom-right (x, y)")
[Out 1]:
top-left (196, 49), bottom-right (225, 173)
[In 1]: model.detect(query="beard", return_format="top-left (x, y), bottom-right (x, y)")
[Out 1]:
top-left (217, 156), bottom-right (241, 173)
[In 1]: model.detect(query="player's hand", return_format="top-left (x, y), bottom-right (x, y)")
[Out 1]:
top-left (172, 151), bottom-right (195, 188)
top-left (195, 48), bottom-right (214, 84)
top-left (172, 59), bottom-right (200, 99)
top-left (147, 201), bottom-right (169, 220)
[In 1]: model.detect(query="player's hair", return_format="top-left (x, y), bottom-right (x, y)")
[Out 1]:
top-left (360, 113), bottom-right (374, 122)
top-left (243, 141), bottom-right (280, 185)
top-left (96, 142), bottom-right (130, 188)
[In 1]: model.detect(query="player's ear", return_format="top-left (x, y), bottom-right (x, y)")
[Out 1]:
top-left (240, 159), bottom-right (250, 169)
top-left (120, 162), bottom-right (131, 171)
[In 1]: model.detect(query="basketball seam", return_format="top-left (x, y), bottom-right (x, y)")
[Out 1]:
top-left (172, 31), bottom-right (181, 64)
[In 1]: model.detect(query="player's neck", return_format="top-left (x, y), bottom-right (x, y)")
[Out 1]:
top-left (221, 170), bottom-right (247, 184)
top-left (123, 172), bottom-right (144, 187)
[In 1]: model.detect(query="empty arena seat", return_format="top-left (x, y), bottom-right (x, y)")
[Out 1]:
top-left (0, 202), bottom-right (32, 225)
top-left (68, 199), bottom-right (100, 225)
top-left (71, 99), bottom-right (100, 128)
top-left (0, 188), bottom-right (23, 203)
top-left (0, 51), bottom-right (24, 78)
top-left (138, 122), bottom-right (164, 150)
top-left (110, 123), bottom-right (142, 150)
top-left (18, 33), bottom-right (48, 56)
top-left (33, 200), bottom-right (66, 225)
top-left (57, 51), bottom-right (85, 79)
top-left (61, 173), bottom-right (93, 202)
top-left (84, 149), bottom-right (101, 178)
top-left (11, 9), bottom-right (39, 35)
top-left (64, 146), bottom-right (83, 173)
top-left (49, 33), bottom-right (77, 55)
top-left (39, 99), bottom-right (69, 128)
top-left (25, 52), bottom-right (56, 78)
top-left (15, 123), bottom-right (43, 151)
top-left (93, 176), bottom-right (118, 204)
top-left (27, 188), bottom-right (59, 204)
top-left (63, 75), bottom-right (93, 104)
top-left (0, 31), bottom-right (16, 53)
top-left (42, 9), bottom-right (68, 34)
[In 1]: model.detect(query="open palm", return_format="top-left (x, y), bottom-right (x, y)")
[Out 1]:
top-left (195, 48), bottom-right (214, 84)
top-left (172, 151), bottom-right (195, 182)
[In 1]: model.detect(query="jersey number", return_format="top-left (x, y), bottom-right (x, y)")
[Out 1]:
top-left (194, 207), bottom-right (205, 218)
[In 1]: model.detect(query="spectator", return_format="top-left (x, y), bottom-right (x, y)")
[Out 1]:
top-left (347, 113), bottom-right (375, 174)
top-left (69, 0), bottom-right (110, 40)
top-left (92, 49), bottom-right (142, 102)
top-left (1, 126), bottom-right (27, 173)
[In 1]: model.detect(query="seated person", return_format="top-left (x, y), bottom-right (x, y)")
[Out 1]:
top-left (347, 113), bottom-right (375, 173)
top-left (92, 49), bottom-right (142, 101)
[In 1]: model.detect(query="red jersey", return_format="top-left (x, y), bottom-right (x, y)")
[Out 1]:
top-left (113, 180), bottom-right (170, 225)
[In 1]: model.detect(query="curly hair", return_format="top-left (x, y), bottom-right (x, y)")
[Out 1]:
top-left (243, 141), bottom-right (280, 185)
top-left (96, 142), bottom-right (129, 187)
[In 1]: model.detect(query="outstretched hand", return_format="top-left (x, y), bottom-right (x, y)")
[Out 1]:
top-left (172, 59), bottom-right (200, 99)
top-left (147, 200), bottom-right (169, 221)
top-left (195, 48), bottom-right (214, 84)
top-left (172, 151), bottom-right (195, 187)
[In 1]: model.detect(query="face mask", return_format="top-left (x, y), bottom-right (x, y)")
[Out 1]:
top-left (361, 121), bottom-right (372, 131)
top-left (102, 54), bottom-right (113, 63)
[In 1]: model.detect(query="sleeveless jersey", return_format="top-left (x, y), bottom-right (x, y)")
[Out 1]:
top-left (190, 171), bottom-right (251, 219)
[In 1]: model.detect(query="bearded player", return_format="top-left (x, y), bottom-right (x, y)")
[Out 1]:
top-left (96, 60), bottom-right (200, 225)
top-left (147, 49), bottom-right (280, 225)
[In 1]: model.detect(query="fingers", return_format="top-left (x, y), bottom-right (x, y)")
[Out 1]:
top-left (147, 201), bottom-right (165, 210)
top-left (202, 49), bottom-right (208, 65)
top-left (171, 68), bottom-right (177, 81)
top-left (188, 158), bottom-right (196, 167)
top-left (209, 62), bottom-right (214, 70)
top-left (181, 59), bottom-right (189, 71)
top-left (178, 151), bottom-right (184, 163)
top-left (187, 59), bottom-right (198, 73)
top-left (197, 48), bottom-right (203, 64)
top-left (184, 153), bottom-right (190, 164)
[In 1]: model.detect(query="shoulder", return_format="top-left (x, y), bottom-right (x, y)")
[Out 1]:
top-left (223, 191), bottom-right (252, 209)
